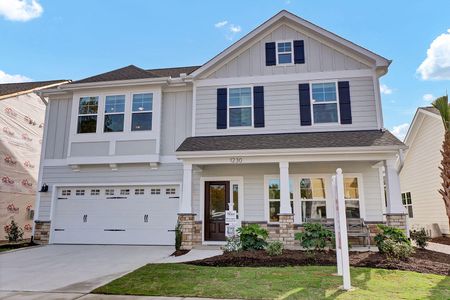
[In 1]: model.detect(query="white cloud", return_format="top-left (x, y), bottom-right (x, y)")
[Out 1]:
top-left (229, 24), bottom-right (241, 33)
top-left (0, 0), bottom-right (43, 22)
top-left (0, 70), bottom-right (31, 83)
top-left (417, 29), bottom-right (450, 80)
top-left (423, 93), bottom-right (435, 102)
top-left (380, 84), bottom-right (393, 95)
top-left (214, 20), bottom-right (228, 28)
top-left (391, 123), bottom-right (410, 141)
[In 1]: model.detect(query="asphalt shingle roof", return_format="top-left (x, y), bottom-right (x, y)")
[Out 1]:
top-left (176, 130), bottom-right (405, 152)
top-left (0, 80), bottom-right (68, 98)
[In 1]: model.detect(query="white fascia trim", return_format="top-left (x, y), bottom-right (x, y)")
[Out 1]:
top-left (43, 155), bottom-right (180, 167)
top-left (59, 77), bottom-right (170, 90)
top-left (191, 10), bottom-right (389, 78)
top-left (195, 69), bottom-right (373, 87)
top-left (66, 155), bottom-right (160, 165)
top-left (403, 108), bottom-right (437, 146)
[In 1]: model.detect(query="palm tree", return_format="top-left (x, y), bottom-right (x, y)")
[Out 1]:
top-left (432, 95), bottom-right (450, 228)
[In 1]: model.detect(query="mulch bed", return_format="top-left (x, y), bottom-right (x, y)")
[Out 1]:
top-left (431, 236), bottom-right (450, 246)
top-left (171, 249), bottom-right (190, 257)
top-left (0, 241), bottom-right (36, 252)
top-left (189, 249), bottom-right (450, 276)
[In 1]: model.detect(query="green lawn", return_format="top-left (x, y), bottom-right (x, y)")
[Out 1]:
top-left (93, 264), bottom-right (450, 300)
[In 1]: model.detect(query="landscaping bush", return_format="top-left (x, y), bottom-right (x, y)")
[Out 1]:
top-left (222, 235), bottom-right (242, 253)
top-left (237, 224), bottom-right (268, 250)
top-left (410, 228), bottom-right (430, 249)
top-left (174, 222), bottom-right (182, 251)
top-left (266, 241), bottom-right (284, 256)
top-left (375, 225), bottom-right (413, 260)
top-left (4, 220), bottom-right (23, 243)
top-left (295, 223), bottom-right (334, 251)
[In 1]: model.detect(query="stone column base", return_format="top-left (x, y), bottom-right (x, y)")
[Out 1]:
top-left (34, 220), bottom-right (51, 244)
top-left (177, 213), bottom-right (196, 250)
top-left (385, 213), bottom-right (408, 232)
top-left (278, 214), bottom-right (295, 247)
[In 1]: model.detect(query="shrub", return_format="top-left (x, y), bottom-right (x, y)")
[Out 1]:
top-left (4, 220), bottom-right (23, 243)
top-left (295, 223), bottom-right (334, 251)
top-left (410, 228), bottom-right (430, 249)
top-left (266, 241), bottom-right (284, 256)
top-left (237, 224), bottom-right (268, 250)
top-left (222, 235), bottom-right (242, 253)
top-left (174, 222), bottom-right (182, 251)
top-left (375, 225), bottom-right (413, 260)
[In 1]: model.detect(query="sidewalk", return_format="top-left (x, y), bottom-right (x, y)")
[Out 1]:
top-left (426, 241), bottom-right (450, 254)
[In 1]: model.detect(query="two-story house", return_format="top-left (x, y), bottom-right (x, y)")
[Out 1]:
top-left (34, 10), bottom-right (407, 248)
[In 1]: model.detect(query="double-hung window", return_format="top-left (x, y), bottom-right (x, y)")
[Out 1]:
top-left (276, 41), bottom-right (293, 64)
top-left (104, 95), bottom-right (125, 132)
top-left (229, 87), bottom-right (252, 127)
top-left (132, 93), bottom-right (153, 131)
top-left (300, 177), bottom-right (327, 222)
top-left (401, 192), bottom-right (413, 218)
top-left (77, 96), bottom-right (98, 133)
top-left (268, 178), bottom-right (293, 222)
top-left (311, 82), bottom-right (339, 124)
top-left (344, 177), bottom-right (361, 218)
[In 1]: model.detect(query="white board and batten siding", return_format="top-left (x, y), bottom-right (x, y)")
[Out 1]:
top-left (400, 113), bottom-right (449, 234)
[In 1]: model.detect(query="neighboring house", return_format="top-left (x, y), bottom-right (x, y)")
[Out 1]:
top-left (34, 10), bottom-right (407, 248)
top-left (0, 80), bottom-right (68, 241)
top-left (400, 107), bottom-right (448, 236)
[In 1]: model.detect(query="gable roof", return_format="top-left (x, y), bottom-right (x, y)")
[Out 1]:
top-left (177, 130), bottom-right (404, 153)
top-left (421, 106), bottom-right (439, 116)
top-left (404, 106), bottom-right (441, 147)
top-left (191, 10), bottom-right (390, 78)
top-left (0, 80), bottom-right (69, 100)
top-left (146, 66), bottom-right (200, 77)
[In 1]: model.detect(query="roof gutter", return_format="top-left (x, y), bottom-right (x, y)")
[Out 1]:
top-left (0, 81), bottom-right (70, 100)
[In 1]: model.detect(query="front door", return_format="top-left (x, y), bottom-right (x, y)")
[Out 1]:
top-left (205, 181), bottom-right (229, 241)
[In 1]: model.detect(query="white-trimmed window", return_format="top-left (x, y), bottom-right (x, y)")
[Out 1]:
top-left (61, 189), bottom-right (71, 196)
top-left (276, 41), bottom-right (293, 64)
top-left (75, 189), bottom-right (85, 196)
top-left (131, 93), bottom-right (153, 131)
top-left (90, 189), bottom-right (100, 196)
top-left (401, 192), bottom-right (413, 218)
top-left (344, 177), bottom-right (361, 218)
top-left (311, 82), bottom-right (339, 124)
top-left (77, 96), bottom-right (99, 133)
top-left (104, 95), bottom-right (125, 132)
top-left (228, 87), bottom-right (252, 127)
top-left (105, 189), bottom-right (115, 196)
top-left (120, 189), bottom-right (130, 195)
top-left (300, 177), bottom-right (327, 222)
top-left (135, 188), bottom-right (145, 195)
top-left (151, 188), bottom-right (160, 195)
top-left (268, 178), bottom-right (293, 222)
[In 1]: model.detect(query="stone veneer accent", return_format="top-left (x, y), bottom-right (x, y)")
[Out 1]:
top-left (34, 220), bottom-right (51, 244)
top-left (385, 213), bottom-right (408, 231)
top-left (278, 214), bottom-right (295, 247)
top-left (177, 213), bottom-right (196, 250)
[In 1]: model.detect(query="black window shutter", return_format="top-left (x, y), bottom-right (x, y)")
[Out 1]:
top-left (217, 88), bottom-right (227, 129)
top-left (253, 86), bottom-right (265, 128)
top-left (265, 42), bottom-right (276, 66)
top-left (293, 40), bottom-right (305, 64)
top-left (338, 81), bottom-right (352, 124)
top-left (299, 84), bottom-right (311, 126)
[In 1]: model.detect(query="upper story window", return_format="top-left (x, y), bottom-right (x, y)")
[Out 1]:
top-left (229, 87), bottom-right (253, 127)
top-left (77, 96), bottom-right (98, 133)
top-left (132, 93), bottom-right (153, 131)
top-left (311, 82), bottom-right (338, 124)
top-left (276, 41), bottom-right (293, 64)
top-left (104, 95), bottom-right (125, 132)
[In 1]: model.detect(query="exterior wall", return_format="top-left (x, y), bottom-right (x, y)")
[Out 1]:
top-left (195, 76), bottom-right (378, 136)
top-left (205, 23), bottom-right (370, 79)
top-left (44, 95), bottom-right (72, 160)
top-left (193, 161), bottom-right (384, 223)
top-left (400, 114), bottom-right (448, 234)
top-left (37, 162), bottom-right (183, 221)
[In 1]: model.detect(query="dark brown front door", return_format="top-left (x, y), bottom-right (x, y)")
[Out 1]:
top-left (205, 181), bottom-right (229, 241)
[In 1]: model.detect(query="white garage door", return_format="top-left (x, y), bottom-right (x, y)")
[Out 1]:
top-left (51, 185), bottom-right (179, 245)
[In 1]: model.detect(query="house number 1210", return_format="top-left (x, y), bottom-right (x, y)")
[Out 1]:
top-left (230, 157), bottom-right (243, 164)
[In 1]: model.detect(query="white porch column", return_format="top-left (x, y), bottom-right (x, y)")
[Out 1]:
top-left (180, 163), bottom-right (193, 214)
top-left (384, 159), bottom-right (405, 214)
top-left (279, 161), bottom-right (291, 214)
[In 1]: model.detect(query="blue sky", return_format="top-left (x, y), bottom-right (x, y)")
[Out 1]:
top-left (1, 0), bottom-right (449, 139)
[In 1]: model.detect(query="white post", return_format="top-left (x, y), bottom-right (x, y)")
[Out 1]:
top-left (336, 168), bottom-right (351, 290)
top-left (384, 160), bottom-right (405, 214)
top-left (332, 175), bottom-right (342, 276)
top-left (180, 163), bottom-right (193, 214)
top-left (279, 161), bottom-right (291, 214)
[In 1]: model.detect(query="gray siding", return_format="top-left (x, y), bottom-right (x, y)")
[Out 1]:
top-left (116, 140), bottom-right (156, 156)
top-left (160, 90), bottom-right (192, 155)
top-left (206, 24), bottom-right (370, 79)
top-left (71, 141), bottom-right (109, 157)
top-left (38, 163), bottom-right (183, 220)
top-left (44, 96), bottom-right (72, 159)
top-left (195, 77), bottom-right (377, 136)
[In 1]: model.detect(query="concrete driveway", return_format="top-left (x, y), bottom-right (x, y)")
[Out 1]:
top-left (0, 245), bottom-right (173, 293)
